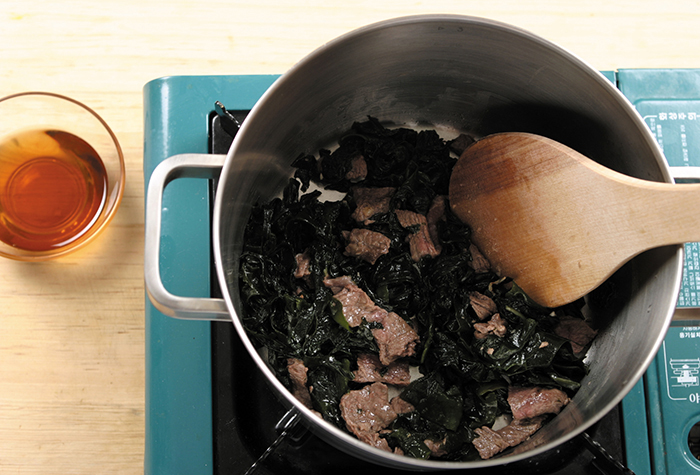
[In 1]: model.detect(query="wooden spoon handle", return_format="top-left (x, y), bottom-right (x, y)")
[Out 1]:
top-left (614, 178), bottom-right (700, 252)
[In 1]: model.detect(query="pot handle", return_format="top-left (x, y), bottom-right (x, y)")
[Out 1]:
top-left (144, 153), bottom-right (231, 322)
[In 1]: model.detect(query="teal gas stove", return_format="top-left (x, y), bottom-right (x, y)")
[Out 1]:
top-left (143, 70), bottom-right (700, 475)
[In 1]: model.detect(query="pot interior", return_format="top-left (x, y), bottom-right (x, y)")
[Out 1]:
top-left (213, 14), bottom-right (681, 469)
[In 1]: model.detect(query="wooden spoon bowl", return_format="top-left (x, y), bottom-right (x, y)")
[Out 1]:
top-left (448, 132), bottom-right (695, 308)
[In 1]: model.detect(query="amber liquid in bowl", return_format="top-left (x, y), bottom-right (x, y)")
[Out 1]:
top-left (0, 129), bottom-right (107, 252)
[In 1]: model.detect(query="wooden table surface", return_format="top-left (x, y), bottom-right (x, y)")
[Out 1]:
top-left (2, 1), bottom-right (700, 473)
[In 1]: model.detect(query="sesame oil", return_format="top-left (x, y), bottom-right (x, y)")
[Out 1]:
top-left (0, 129), bottom-right (107, 251)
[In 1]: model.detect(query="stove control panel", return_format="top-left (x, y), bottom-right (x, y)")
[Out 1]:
top-left (626, 323), bottom-right (700, 475)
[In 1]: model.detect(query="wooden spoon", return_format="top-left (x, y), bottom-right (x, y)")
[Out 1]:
top-left (448, 132), bottom-right (694, 308)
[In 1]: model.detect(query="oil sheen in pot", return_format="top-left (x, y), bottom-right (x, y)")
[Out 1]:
top-left (0, 129), bottom-right (107, 251)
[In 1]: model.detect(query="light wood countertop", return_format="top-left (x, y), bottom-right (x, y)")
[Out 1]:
top-left (2, 1), bottom-right (700, 473)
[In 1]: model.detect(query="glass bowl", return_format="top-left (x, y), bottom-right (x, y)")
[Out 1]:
top-left (0, 92), bottom-right (125, 261)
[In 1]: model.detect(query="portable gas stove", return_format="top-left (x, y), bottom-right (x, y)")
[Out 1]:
top-left (143, 70), bottom-right (700, 475)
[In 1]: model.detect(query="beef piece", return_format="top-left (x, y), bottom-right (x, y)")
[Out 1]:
top-left (323, 275), bottom-right (355, 294)
top-left (324, 275), bottom-right (419, 364)
top-left (498, 417), bottom-right (544, 446)
top-left (474, 313), bottom-right (507, 339)
top-left (469, 243), bottom-right (491, 273)
top-left (354, 353), bottom-right (411, 386)
top-left (508, 386), bottom-right (570, 420)
top-left (323, 275), bottom-right (383, 327)
top-left (472, 426), bottom-right (510, 460)
top-left (554, 315), bottom-right (598, 354)
top-left (424, 437), bottom-right (448, 458)
top-left (395, 209), bottom-right (441, 261)
top-left (351, 187), bottom-right (395, 224)
top-left (469, 291), bottom-right (498, 321)
top-left (472, 416), bottom-right (545, 459)
top-left (287, 358), bottom-right (313, 409)
top-left (345, 154), bottom-right (367, 182)
top-left (394, 209), bottom-right (423, 228)
top-left (343, 228), bottom-right (391, 264)
top-left (370, 310), bottom-right (419, 366)
top-left (390, 396), bottom-right (415, 414)
top-left (426, 195), bottom-right (447, 254)
top-left (363, 432), bottom-right (392, 452)
top-left (448, 133), bottom-right (476, 156)
top-left (339, 382), bottom-right (398, 452)
top-left (294, 251), bottom-right (311, 279)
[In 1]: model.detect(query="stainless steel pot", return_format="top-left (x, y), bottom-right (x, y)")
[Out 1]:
top-left (145, 14), bottom-right (682, 470)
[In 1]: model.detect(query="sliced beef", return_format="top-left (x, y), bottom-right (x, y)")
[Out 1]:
top-left (339, 382), bottom-right (398, 452)
top-left (395, 209), bottom-right (441, 261)
top-left (472, 426), bottom-right (510, 460)
top-left (370, 310), bottom-right (419, 366)
top-left (390, 395), bottom-right (415, 415)
top-left (426, 195), bottom-right (447, 254)
top-left (424, 438), bottom-right (448, 458)
top-left (365, 432), bottom-right (393, 452)
top-left (472, 416), bottom-right (545, 459)
top-left (448, 133), bottom-right (476, 156)
top-left (351, 187), bottom-right (395, 224)
top-left (343, 228), bottom-right (391, 264)
top-left (287, 358), bottom-right (313, 409)
top-left (346, 154), bottom-right (367, 182)
top-left (324, 275), bottom-right (419, 365)
top-left (474, 313), bottom-right (507, 339)
top-left (469, 243), bottom-right (491, 273)
top-left (294, 251), bottom-right (311, 279)
top-left (323, 275), bottom-right (383, 327)
top-left (508, 386), bottom-right (570, 420)
top-left (497, 417), bottom-right (544, 446)
top-left (554, 315), bottom-right (598, 354)
top-left (468, 291), bottom-right (498, 321)
top-left (354, 353), bottom-right (411, 386)
top-left (323, 275), bottom-right (355, 294)
top-left (394, 209), bottom-right (424, 228)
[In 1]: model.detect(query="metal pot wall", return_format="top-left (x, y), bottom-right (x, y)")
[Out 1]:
top-left (145, 14), bottom-right (682, 470)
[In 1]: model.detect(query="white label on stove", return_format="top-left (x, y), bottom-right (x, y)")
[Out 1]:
top-left (638, 101), bottom-right (700, 308)
top-left (643, 110), bottom-right (700, 163)
top-left (663, 327), bottom-right (700, 402)
top-left (669, 358), bottom-right (700, 387)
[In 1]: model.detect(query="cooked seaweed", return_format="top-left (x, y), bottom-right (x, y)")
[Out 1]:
top-left (238, 117), bottom-right (589, 460)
